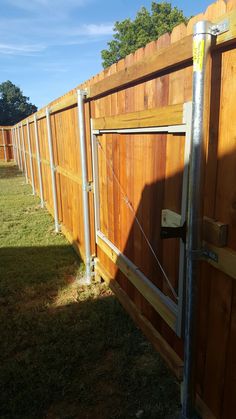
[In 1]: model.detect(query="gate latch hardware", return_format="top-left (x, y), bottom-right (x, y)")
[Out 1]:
top-left (160, 222), bottom-right (186, 243)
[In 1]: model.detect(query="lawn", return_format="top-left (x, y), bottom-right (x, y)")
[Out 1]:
top-left (0, 162), bottom-right (180, 419)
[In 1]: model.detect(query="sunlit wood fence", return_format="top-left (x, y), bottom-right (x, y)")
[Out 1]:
top-left (2, 1), bottom-right (236, 417)
top-left (0, 126), bottom-right (13, 161)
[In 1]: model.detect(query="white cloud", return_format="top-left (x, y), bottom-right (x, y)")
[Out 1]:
top-left (0, 1), bottom-right (114, 56)
top-left (0, 42), bottom-right (45, 55)
top-left (81, 23), bottom-right (113, 36)
top-left (0, 18), bottom-right (114, 55)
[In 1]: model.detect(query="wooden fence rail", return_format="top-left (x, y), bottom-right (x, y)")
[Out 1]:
top-left (1, 1), bottom-right (236, 417)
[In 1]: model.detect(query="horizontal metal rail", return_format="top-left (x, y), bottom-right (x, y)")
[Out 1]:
top-left (93, 124), bottom-right (186, 135)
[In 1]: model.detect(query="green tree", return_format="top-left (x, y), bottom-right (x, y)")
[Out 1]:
top-left (101, 2), bottom-right (187, 68)
top-left (0, 81), bottom-right (37, 125)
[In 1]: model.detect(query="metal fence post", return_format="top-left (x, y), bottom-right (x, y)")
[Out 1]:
top-left (11, 128), bottom-right (16, 162)
top-left (77, 89), bottom-right (92, 284)
top-left (34, 115), bottom-right (44, 208)
top-left (46, 107), bottom-right (59, 232)
top-left (26, 120), bottom-right (35, 195)
top-left (21, 123), bottom-right (28, 183)
top-left (182, 20), bottom-right (214, 419)
top-left (14, 128), bottom-right (19, 165)
top-left (2, 128), bottom-right (7, 162)
top-left (17, 125), bottom-right (23, 171)
top-left (12, 128), bottom-right (17, 164)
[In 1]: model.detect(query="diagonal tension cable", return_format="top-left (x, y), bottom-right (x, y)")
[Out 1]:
top-left (97, 138), bottom-right (178, 301)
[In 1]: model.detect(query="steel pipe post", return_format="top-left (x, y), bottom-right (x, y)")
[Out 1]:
top-left (182, 21), bottom-right (213, 419)
top-left (13, 128), bottom-right (17, 165)
top-left (26, 120), bottom-right (35, 194)
top-left (11, 129), bottom-right (16, 162)
top-left (17, 125), bottom-right (23, 170)
top-left (46, 107), bottom-right (59, 232)
top-left (90, 121), bottom-right (101, 239)
top-left (15, 128), bottom-right (19, 165)
top-left (77, 89), bottom-right (92, 284)
top-left (34, 115), bottom-right (44, 207)
top-left (21, 123), bottom-right (28, 183)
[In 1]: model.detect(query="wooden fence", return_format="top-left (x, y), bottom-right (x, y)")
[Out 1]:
top-left (0, 126), bottom-right (13, 161)
top-left (2, 1), bottom-right (236, 417)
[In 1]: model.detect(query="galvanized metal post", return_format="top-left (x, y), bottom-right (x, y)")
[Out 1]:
top-left (182, 21), bottom-right (213, 419)
top-left (2, 128), bottom-right (7, 162)
top-left (12, 128), bottom-right (17, 164)
top-left (21, 123), bottom-right (28, 183)
top-left (176, 102), bottom-right (193, 339)
top-left (77, 89), bottom-right (92, 284)
top-left (26, 120), bottom-right (35, 195)
top-left (34, 115), bottom-right (44, 207)
top-left (11, 129), bottom-right (16, 162)
top-left (10, 128), bottom-right (13, 161)
top-left (46, 107), bottom-right (59, 233)
top-left (90, 120), bottom-right (100, 238)
top-left (14, 128), bottom-right (19, 165)
top-left (17, 125), bottom-right (23, 171)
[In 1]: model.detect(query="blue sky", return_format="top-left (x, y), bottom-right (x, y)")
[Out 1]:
top-left (0, 0), bottom-right (213, 108)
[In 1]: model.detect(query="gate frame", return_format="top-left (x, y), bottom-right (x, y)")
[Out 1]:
top-left (90, 101), bottom-right (192, 337)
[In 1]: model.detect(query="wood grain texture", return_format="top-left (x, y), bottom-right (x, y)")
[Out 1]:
top-left (93, 103), bottom-right (184, 130)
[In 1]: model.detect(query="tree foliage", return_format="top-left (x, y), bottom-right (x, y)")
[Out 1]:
top-left (101, 2), bottom-right (187, 68)
top-left (0, 81), bottom-right (37, 125)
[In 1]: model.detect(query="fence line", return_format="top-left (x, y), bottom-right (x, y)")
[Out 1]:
top-left (1, 2), bottom-right (236, 418)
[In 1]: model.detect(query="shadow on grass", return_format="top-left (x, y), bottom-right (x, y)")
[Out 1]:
top-left (0, 245), bottom-right (179, 419)
top-left (0, 163), bottom-right (22, 179)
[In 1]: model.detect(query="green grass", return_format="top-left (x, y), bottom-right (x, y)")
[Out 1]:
top-left (0, 163), bottom-right (180, 419)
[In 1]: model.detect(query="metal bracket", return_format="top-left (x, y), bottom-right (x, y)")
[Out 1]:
top-left (202, 247), bottom-right (218, 263)
top-left (84, 181), bottom-right (93, 192)
top-left (79, 88), bottom-right (88, 99)
top-left (160, 222), bottom-right (186, 243)
top-left (210, 19), bottom-right (229, 36)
